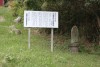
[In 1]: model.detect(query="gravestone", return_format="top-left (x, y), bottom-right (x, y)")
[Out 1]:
top-left (70, 25), bottom-right (79, 53)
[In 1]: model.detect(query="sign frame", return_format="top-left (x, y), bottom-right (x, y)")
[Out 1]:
top-left (24, 11), bottom-right (58, 52)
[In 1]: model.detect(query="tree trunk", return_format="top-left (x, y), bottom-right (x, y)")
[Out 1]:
top-left (97, 17), bottom-right (100, 46)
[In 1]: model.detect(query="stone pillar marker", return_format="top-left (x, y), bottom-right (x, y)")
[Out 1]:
top-left (71, 25), bottom-right (79, 44)
top-left (70, 25), bottom-right (79, 53)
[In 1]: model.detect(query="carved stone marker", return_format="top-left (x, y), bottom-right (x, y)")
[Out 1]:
top-left (70, 25), bottom-right (79, 53)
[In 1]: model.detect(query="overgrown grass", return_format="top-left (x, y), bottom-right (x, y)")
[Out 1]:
top-left (0, 7), bottom-right (100, 67)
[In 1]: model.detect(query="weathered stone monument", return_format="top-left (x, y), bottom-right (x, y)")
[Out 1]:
top-left (70, 25), bottom-right (79, 53)
top-left (9, 25), bottom-right (21, 35)
top-left (14, 16), bottom-right (21, 23)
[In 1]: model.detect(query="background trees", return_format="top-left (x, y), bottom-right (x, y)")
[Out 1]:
top-left (41, 0), bottom-right (100, 44)
top-left (6, 0), bottom-right (100, 45)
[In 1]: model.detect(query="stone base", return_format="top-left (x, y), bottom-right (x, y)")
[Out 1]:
top-left (69, 46), bottom-right (79, 53)
top-left (69, 43), bottom-right (79, 53)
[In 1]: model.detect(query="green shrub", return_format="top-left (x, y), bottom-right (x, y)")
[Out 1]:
top-left (10, 0), bottom-right (24, 17)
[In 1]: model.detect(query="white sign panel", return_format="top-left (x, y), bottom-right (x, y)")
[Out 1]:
top-left (24, 11), bottom-right (58, 28)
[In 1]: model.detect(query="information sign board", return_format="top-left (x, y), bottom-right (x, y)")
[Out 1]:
top-left (24, 11), bottom-right (58, 28)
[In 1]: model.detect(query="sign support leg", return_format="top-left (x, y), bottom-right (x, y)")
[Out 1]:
top-left (28, 28), bottom-right (31, 49)
top-left (51, 28), bottom-right (54, 52)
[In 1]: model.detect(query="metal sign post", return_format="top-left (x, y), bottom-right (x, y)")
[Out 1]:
top-left (28, 28), bottom-right (31, 49)
top-left (51, 28), bottom-right (54, 52)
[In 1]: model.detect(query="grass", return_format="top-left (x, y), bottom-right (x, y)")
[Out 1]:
top-left (0, 7), bottom-right (100, 67)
